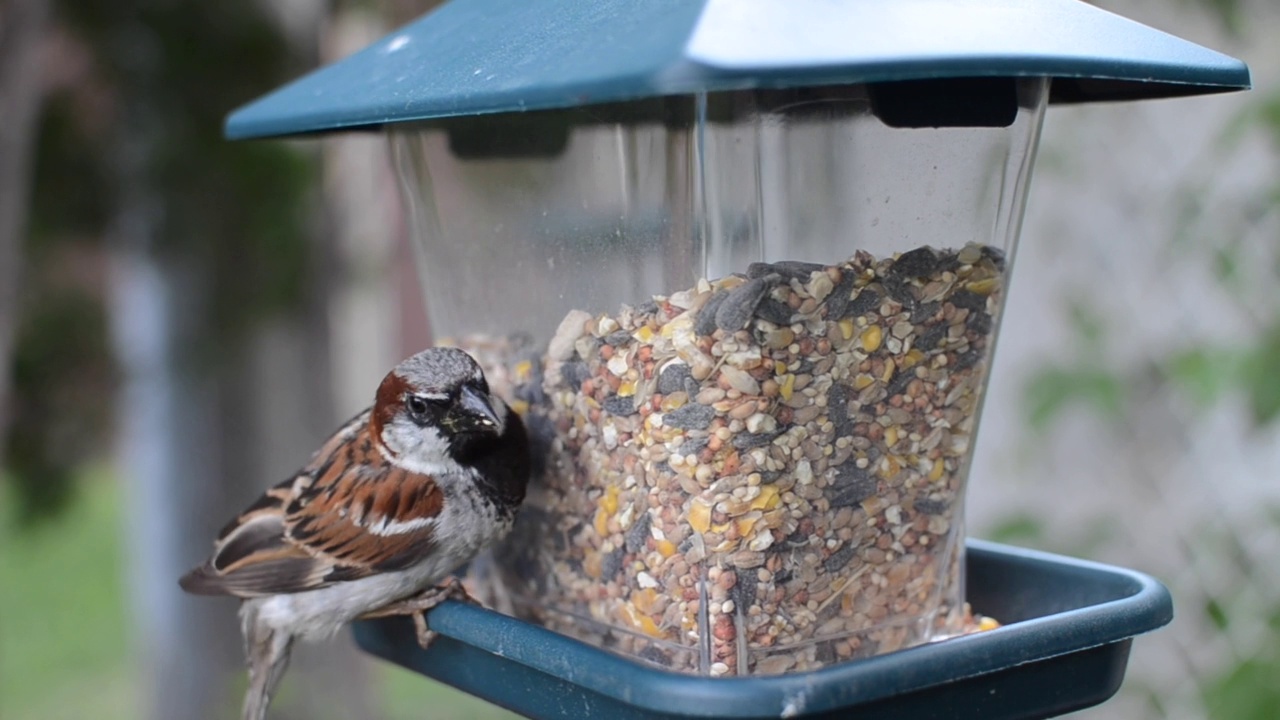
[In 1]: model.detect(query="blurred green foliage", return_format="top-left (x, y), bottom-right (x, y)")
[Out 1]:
top-left (1204, 654), bottom-right (1280, 720)
top-left (0, 468), bottom-right (136, 720)
top-left (5, 0), bottom-right (317, 524)
top-left (983, 513), bottom-right (1047, 546)
top-left (1164, 83), bottom-right (1280, 426)
top-left (1023, 299), bottom-right (1126, 432)
top-left (1020, 32), bottom-right (1280, 720)
top-left (1196, 528), bottom-right (1280, 720)
top-left (6, 290), bottom-right (112, 525)
top-left (56, 0), bottom-right (318, 354)
top-left (1178, 0), bottom-right (1244, 35)
top-left (1025, 367), bottom-right (1125, 432)
top-left (1025, 77), bottom-right (1280, 428)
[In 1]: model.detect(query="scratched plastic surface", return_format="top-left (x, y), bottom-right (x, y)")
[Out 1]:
top-left (389, 80), bottom-right (1048, 674)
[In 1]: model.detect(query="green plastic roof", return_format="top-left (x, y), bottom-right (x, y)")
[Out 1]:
top-left (226, 0), bottom-right (1250, 140)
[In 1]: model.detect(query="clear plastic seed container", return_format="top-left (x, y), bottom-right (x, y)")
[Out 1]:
top-left (391, 78), bottom-right (1048, 675)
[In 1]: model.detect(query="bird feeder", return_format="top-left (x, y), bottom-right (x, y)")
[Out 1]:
top-left (226, 0), bottom-right (1248, 716)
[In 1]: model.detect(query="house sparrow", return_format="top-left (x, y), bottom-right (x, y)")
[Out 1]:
top-left (179, 347), bottom-right (531, 720)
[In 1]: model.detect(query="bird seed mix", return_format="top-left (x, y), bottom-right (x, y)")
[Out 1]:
top-left (456, 243), bottom-right (1004, 676)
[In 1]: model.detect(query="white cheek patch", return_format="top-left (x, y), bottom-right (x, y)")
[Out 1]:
top-left (386, 419), bottom-right (448, 455)
top-left (382, 419), bottom-right (468, 477)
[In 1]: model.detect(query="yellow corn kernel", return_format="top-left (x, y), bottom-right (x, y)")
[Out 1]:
top-left (853, 374), bottom-right (875, 391)
top-left (632, 588), bottom-right (660, 615)
top-left (779, 374), bottom-right (796, 402)
top-left (860, 325), bottom-right (883, 353)
top-left (736, 516), bottom-right (759, 538)
top-left (689, 499), bottom-right (712, 534)
top-left (839, 318), bottom-right (855, 340)
top-left (885, 426), bottom-right (899, 448)
top-left (514, 360), bottom-right (533, 383)
top-left (638, 612), bottom-right (664, 638)
top-left (750, 484), bottom-right (781, 511)
top-left (657, 539), bottom-right (678, 557)
top-left (509, 399), bottom-right (530, 416)
top-left (978, 617), bottom-right (1001, 632)
top-left (929, 458), bottom-right (945, 482)
top-left (660, 394), bottom-right (686, 412)
top-left (879, 455), bottom-right (901, 480)
top-left (635, 326), bottom-right (655, 343)
top-left (602, 485), bottom-right (620, 515)
top-left (618, 379), bottom-right (638, 397)
top-left (880, 358), bottom-right (896, 383)
top-left (594, 508), bottom-right (609, 537)
top-left (774, 360), bottom-right (788, 376)
top-left (903, 349), bottom-right (925, 369)
top-left (966, 278), bottom-right (998, 296)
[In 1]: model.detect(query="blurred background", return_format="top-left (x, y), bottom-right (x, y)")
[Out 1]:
top-left (1, 0), bottom-right (1276, 718)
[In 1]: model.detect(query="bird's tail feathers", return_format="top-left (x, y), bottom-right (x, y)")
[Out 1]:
top-left (240, 603), bottom-right (294, 720)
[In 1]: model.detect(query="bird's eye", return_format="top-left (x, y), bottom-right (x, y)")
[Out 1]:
top-left (405, 395), bottom-right (430, 418)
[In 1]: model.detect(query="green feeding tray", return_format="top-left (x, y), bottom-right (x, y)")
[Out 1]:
top-left (354, 541), bottom-right (1174, 720)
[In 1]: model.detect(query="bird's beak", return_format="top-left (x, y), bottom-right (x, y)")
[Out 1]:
top-left (454, 384), bottom-right (502, 432)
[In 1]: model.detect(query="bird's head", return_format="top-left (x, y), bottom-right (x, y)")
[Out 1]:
top-left (371, 347), bottom-right (507, 473)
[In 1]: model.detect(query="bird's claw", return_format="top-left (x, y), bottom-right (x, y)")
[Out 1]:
top-left (360, 576), bottom-right (478, 649)
top-left (411, 613), bottom-right (437, 649)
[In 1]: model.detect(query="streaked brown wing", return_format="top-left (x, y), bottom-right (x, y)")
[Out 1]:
top-left (181, 409), bottom-right (439, 598)
top-left (284, 432), bottom-right (444, 573)
top-left (178, 476), bottom-right (329, 597)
